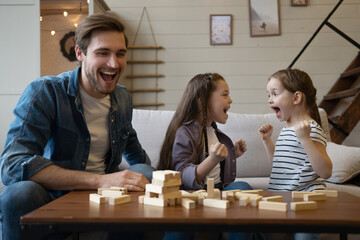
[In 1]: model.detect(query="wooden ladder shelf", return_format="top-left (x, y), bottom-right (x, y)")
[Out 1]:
top-left (319, 51), bottom-right (360, 144)
top-left (126, 7), bottom-right (165, 109)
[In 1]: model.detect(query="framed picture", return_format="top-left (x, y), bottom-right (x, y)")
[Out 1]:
top-left (248, 0), bottom-right (281, 37)
top-left (291, 0), bottom-right (308, 6)
top-left (210, 14), bottom-right (233, 45)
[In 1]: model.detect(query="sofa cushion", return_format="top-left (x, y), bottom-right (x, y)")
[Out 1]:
top-left (325, 142), bottom-right (360, 184)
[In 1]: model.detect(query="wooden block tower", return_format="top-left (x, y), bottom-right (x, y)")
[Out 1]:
top-left (143, 170), bottom-right (182, 207)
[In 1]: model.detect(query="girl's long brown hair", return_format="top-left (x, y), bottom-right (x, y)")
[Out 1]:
top-left (157, 73), bottom-right (224, 170)
top-left (270, 68), bottom-right (322, 127)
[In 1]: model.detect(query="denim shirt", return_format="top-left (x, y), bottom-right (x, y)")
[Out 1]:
top-left (172, 120), bottom-right (237, 190)
top-left (0, 68), bottom-right (149, 187)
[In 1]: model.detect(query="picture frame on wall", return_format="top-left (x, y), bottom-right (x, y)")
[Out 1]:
top-left (291, 0), bottom-right (308, 6)
top-left (248, 0), bottom-right (281, 37)
top-left (210, 14), bottom-right (233, 45)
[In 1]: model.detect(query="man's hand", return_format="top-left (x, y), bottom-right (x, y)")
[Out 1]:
top-left (294, 120), bottom-right (311, 141)
top-left (235, 139), bottom-right (247, 158)
top-left (209, 142), bottom-right (228, 163)
top-left (258, 124), bottom-right (273, 140)
top-left (101, 170), bottom-right (150, 192)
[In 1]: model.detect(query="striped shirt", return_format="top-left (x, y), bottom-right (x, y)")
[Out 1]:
top-left (268, 120), bottom-right (327, 192)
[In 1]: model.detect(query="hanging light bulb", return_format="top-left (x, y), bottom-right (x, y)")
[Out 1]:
top-left (40, 16), bottom-right (42, 21)
top-left (51, 31), bottom-right (56, 36)
top-left (63, 11), bottom-right (68, 17)
top-left (74, 23), bottom-right (78, 28)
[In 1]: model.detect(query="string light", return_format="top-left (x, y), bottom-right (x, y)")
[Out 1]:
top-left (41, 1), bottom-right (87, 36)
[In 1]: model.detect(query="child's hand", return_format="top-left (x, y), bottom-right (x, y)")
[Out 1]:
top-left (235, 139), bottom-right (247, 158)
top-left (295, 120), bottom-right (311, 140)
top-left (258, 124), bottom-right (273, 140)
top-left (209, 142), bottom-right (228, 163)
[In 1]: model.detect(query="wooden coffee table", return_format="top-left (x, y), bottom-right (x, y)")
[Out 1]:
top-left (20, 190), bottom-right (360, 240)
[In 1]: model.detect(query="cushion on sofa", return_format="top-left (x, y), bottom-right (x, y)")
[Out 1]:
top-left (325, 142), bottom-right (360, 184)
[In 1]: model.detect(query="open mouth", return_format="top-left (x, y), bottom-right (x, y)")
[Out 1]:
top-left (223, 107), bottom-right (229, 116)
top-left (272, 107), bottom-right (281, 118)
top-left (100, 70), bottom-right (117, 82)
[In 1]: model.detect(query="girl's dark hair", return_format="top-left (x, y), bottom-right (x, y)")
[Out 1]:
top-left (270, 68), bottom-right (321, 127)
top-left (75, 13), bottom-right (128, 55)
top-left (157, 73), bottom-right (225, 170)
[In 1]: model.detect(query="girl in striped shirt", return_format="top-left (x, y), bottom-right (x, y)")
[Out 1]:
top-left (258, 69), bottom-right (332, 240)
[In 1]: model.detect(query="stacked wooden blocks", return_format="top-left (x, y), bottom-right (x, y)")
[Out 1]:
top-left (140, 170), bottom-right (182, 207)
top-left (89, 186), bottom-right (130, 205)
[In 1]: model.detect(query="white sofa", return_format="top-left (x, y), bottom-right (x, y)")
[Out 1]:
top-left (122, 108), bottom-right (360, 198)
top-left (1, 108), bottom-right (359, 198)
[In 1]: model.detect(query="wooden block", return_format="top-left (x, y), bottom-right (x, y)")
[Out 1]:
top-left (138, 195), bottom-right (145, 204)
top-left (97, 188), bottom-right (113, 195)
top-left (146, 184), bottom-right (179, 194)
top-left (145, 191), bottom-right (159, 198)
top-left (159, 190), bottom-right (182, 200)
top-left (250, 195), bottom-right (263, 207)
top-left (151, 178), bottom-right (182, 187)
top-left (109, 195), bottom-right (131, 205)
top-left (292, 191), bottom-right (312, 198)
top-left (214, 189), bottom-right (221, 199)
top-left (239, 196), bottom-right (250, 207)
top-left (262, 196), bottom-right (284, 202)
top-left (207, 178), bottom-right (215, 199)
top-left (180, 190), bottom-right (199, 202)
top-left (168, 198), bottom-right (176, 206)
top-left (89, 194), bottom-right (108, 204)
top-left (203, 198), bottom-right (229, 209)
top-left (235, 192), bottom-right (260, 200)
top-left (181, 198), bottom-right (196, 209)
top-left (164, 170), bottom-right (181, 179)
top-left (304, 193), bottom-right (326, 201)
top-left (102, 190), bottom-right (124, 198)
top-left (193, 189), bottom-right (206, 195)
top-left (258, 201), bottom-right (288, 212)
top-left (110, 186), bottom-right (128, 194)
top-left (242, 190), bottom-right (264, 196)
top-left (313, 190), bottom-right (338, 197)
top-left (197, 193), bottom-right (206, 205)
top-left (290, 201), bottom-right (317, 211)
top-left (143, 196), bottom-right (167, 207)
top-left (152, 170), bottom-right (180, 181)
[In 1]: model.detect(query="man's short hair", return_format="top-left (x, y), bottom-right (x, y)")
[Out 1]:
top-left (75, 13), bottom-right (127, 55)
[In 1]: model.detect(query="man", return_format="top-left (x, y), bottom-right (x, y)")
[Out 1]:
top-left (0, 13), bottom-right (154, 240)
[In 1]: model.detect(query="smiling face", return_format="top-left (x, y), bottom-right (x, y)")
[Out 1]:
top-left (207, 79), bottom-right (232, 125)
top-left (76, 30), bottom-right (127, 98)
top-left (267, 77), bottom-right (296, 123)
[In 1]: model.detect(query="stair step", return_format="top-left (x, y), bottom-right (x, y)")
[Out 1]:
top-left (323, 88), bottom-right (360, 100)
top-left (328, 116), bottom-right (339, 122)
top-left (133, 103), bottom-right (165, 108)
top-left (341, 66), bottom-right (360, 78)
top-left (126, 74), bottom-right (165, 79)
top-left (129, 88), bottom-right (165, 93)
top-left (329, 92), bottom-right (360, 144)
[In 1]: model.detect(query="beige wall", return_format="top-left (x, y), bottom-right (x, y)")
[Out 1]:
top-left (41, 14), bottom-right (86, 77)
top-left (106, 0), bottom-right (360, 146)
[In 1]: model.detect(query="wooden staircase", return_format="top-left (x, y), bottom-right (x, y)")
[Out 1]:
top-left (288, 0), bottom-right (360, 144)
top-left (319, 52), bottom-right (360, 144)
